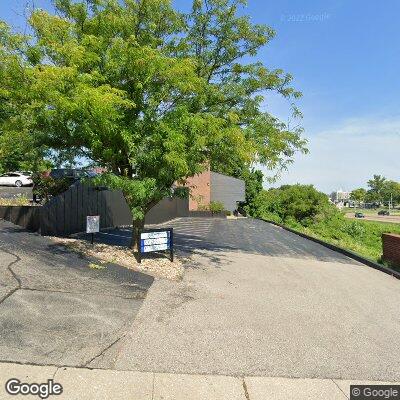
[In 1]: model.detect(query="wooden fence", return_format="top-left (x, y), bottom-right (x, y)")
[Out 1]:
top-left (40, 183), bottom-right (132, 236)
top-left (0, 206), bottom-right (41, 231)
top-left (1, 183), bottom-right (190, 236)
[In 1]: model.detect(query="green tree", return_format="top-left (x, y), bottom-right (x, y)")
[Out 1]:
top-left (366, 175), bottom-right (386, 204)
top-left (2, 0), bottom-right (306, 246)
top-left (381, 180), bottom-right (400, 206)
top-left (350, 188), bottom-right (366, 203)
top-left (240, 168), bottom-right (264, 215)
top-left (184, 0), bottom-right (307, 178)
top-left (0, 21), bottom-right (49, 173)
top-left (252, 184), bottom-right (336, 226)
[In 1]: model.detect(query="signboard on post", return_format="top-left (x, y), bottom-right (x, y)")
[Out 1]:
top-left (138, 228), bottom-right (173, 263)
top-left (86, 215), bottom-right (100, 244)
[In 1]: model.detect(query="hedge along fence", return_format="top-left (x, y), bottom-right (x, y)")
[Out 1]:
top-left (0, 183), bottom-right (190, 236)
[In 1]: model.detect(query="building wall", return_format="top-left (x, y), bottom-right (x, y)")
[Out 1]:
top-left (184, 169), bottom-right (211, 211)
top-left (382, 233), bottom-right (400, 267)
top-left (210, 172), bottom-right (245, 212)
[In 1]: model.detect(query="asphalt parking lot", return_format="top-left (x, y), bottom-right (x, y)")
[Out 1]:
top-left (0, 216), bottom-right (399, 382)
top-left (0, 220), bottom-right (153, 368)
top-left (115, 217), bottom-right (400, 381)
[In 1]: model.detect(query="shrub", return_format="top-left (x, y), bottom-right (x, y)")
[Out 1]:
top-left (251, 183), bottom-right (400, 266)
top-left (32, 173), bottom-right (72, 203)
top-left (209, 201), bottom-right (224, 214)
top-left (252, 184), bottom-right (337, 226)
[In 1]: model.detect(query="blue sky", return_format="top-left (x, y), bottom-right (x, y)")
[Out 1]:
top-left (1, 0), bottom-right (399, 193)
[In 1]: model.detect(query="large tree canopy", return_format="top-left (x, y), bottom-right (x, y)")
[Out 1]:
top-left (0, 20), bottom-right (53, 173)
top-left (0, 0), bottom-right (307, 226)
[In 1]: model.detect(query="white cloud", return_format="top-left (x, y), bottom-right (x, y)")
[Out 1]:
top-left (263, 116), bottom-right (400, 193)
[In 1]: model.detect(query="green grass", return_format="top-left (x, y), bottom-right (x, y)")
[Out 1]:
top-left (0, 196), bottom-right (31, 206)
top-left (285, 217), bottom-right (400, 271)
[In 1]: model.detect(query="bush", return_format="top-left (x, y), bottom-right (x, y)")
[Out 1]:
top-left (209, 201), bottom-right (224, 214)
top-left (251, 183), bottom-right (400, 267)
top-left (252, 184), bottom-right (337, 226)
top-left (32, 173), bottom-right (72, 203)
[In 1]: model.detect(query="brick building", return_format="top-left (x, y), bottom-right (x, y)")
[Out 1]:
top-left (382, 233), bottom-right (400, 267)
top-left (183, 168), bottom-right (245, 212)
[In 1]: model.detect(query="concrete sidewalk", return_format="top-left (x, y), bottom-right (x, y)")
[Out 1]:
top-left (0, 362), bottom-right (398, 400)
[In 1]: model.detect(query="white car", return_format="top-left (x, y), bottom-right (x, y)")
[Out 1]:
top-left (0, 172), bottom-right (33, 187)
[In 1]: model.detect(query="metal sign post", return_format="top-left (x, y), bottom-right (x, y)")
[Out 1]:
top-left (86, 215), bottom-right (100, 245)
top-left (137, 228), bottom-right (173, 263)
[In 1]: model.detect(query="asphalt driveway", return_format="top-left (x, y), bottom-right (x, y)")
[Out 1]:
top-left (0, 220), bottom-right (153, 368)
top-left (1, 216), bottom-right (399, 382)
top-left (115, 217), bottom-right (400, 381)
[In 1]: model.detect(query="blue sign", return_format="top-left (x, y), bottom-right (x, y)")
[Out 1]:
top-left (138, 228), bottom-right (173, 263)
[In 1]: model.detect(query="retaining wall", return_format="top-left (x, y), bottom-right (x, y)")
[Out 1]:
top-left (382, 233), bottom-right (400, 267)
top-left (0, 206), bottom-right (41, 231)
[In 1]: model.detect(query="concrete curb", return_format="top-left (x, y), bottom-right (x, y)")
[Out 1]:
top-left (260, 218), bottom-right (400, 280)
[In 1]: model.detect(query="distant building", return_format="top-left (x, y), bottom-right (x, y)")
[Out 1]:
top-left (330, 189), bottom-right (351, 204)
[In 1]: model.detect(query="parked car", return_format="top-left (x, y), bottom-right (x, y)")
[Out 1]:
top-left (15, 170), bottom-right (33, 176)
top-left (378, 210), bottom-right (390, 216)
top-left (0, 172), bottom-right (33, 187)
top-left (355, 212), bottom-right (365, 218)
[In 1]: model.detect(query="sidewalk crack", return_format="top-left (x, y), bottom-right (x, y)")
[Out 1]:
top-left (0, 245), bottom-right (22, 304)
top-left (332, 379), bottom-right (349, 399)
top-left (242, 377), bottom-right (251, 400)
top-left (83, 334), bottom-right (126, 367)
top-left (52, 366), bottom-right (60, 380)
top-left (151, 373), bottom-right (155, 400)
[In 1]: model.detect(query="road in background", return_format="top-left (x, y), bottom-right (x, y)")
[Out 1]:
top-left (346, 212), bottom-right (400, 224)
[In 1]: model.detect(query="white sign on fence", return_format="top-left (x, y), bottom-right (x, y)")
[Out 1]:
top-left (86, 215), bottom-right (100, 234)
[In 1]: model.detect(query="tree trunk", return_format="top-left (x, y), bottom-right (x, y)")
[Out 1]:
top-left (129, 194), bottom-right (170, 250)
top-left (131, 218), bottom-right (145, 250)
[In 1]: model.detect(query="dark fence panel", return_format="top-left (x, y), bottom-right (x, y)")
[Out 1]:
top-left (40, 183), bottom-right (132, 236)
top-left (145, 196), bottom-right (189, 225)
top-left (1, 184), bottom-right (190, 236)
top-left (0, 206), bottom-right (41, 231)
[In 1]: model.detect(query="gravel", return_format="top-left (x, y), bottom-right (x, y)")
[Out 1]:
top-left (49, 236), bottom-right (185, 281)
